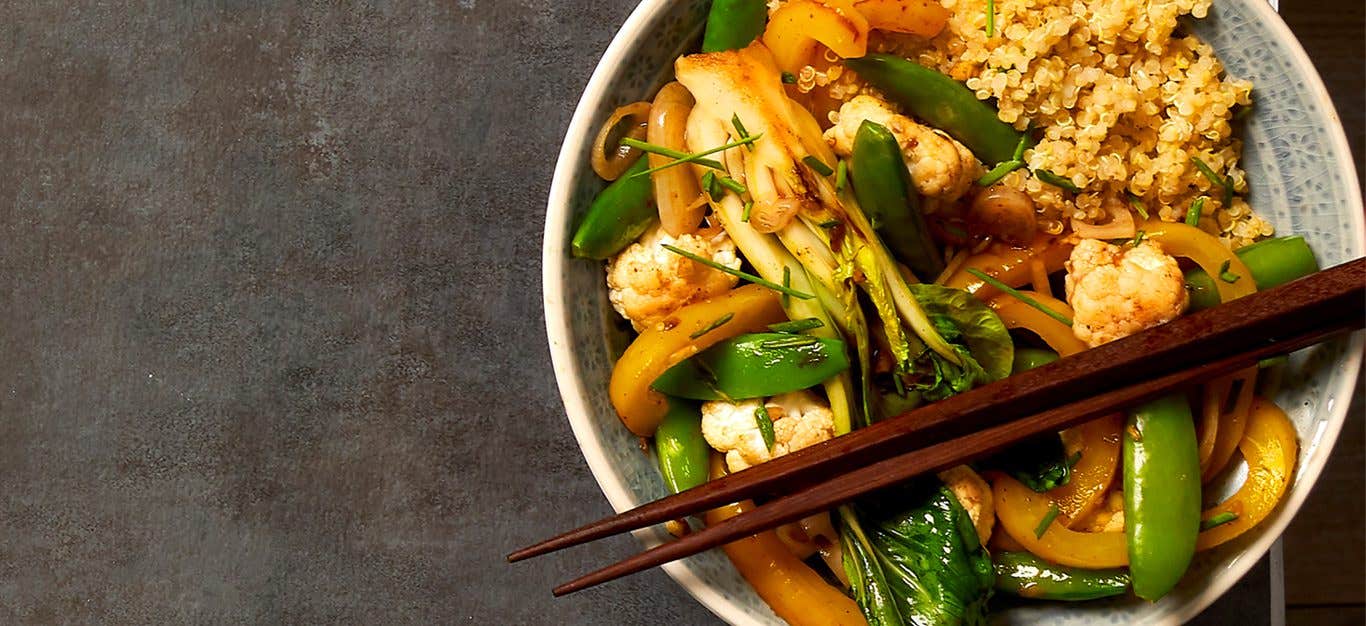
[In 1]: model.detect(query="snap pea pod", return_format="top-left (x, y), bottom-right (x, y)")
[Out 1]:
top-left (701, 0), bottom-right (768, 53)
top-left (571, 158), bottom-right (655, 260)
top-left (845, 54), bottom-right (1030, 165)
top-left (654, 399), bottom-right (710, 494)
top-left (1186, 235), bottom-right (1319, 310)
top-left (650, 332), bottom-right (850, 401)
top-left (1124, 394), bottom-right (1201, 601)
top-left (850, 120), bottom-right (945, 279)
top-left (992, 552), bottom-right (1130, 601)
top-left (1011, 347), bottom-right (1059, 374)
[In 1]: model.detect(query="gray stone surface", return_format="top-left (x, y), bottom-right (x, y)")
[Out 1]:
top-left (0, 1), bottom-right (1351, 624)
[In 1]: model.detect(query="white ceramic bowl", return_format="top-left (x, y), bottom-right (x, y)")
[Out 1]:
top-left (543, 1), bottom-right (1364, 623)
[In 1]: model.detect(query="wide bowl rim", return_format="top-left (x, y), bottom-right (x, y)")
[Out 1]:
top-left (541, 1), bottom-right (1365, 623)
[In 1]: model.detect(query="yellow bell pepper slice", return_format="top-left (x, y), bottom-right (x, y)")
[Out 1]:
top-left (704, 458), bottom-right (866, 625)
top-left (992, 474), bottom-right (1128, 569)
top-left (1195, 397), bottom-right (1298, 550)
top-left (1142, 219), bottom-right (1256, 304)
top-left (762, 0), bottom-right (870, 75)
top-left (852, 0), bottom-right (950, 37)
top-left (945, 236), bottom-right (1075, 299)
top-left (987, 290), bottom-right (1086, 357)
top-left (609, 284), bottom-right (787, 436)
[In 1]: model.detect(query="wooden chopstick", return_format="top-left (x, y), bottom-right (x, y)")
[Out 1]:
top-left (551, 313), bottom-right (1360, 595)
top-left (510, 257), bottom-right (1365, 566)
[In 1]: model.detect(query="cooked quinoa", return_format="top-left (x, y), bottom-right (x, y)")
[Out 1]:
top-left (784, 0), bottom-right (1274, 248)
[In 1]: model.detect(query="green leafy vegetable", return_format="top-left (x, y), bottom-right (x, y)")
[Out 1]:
top-left (905, 284), bottom-right (1014, 383)
top-left (982, 433), bottom-right (1077, 493)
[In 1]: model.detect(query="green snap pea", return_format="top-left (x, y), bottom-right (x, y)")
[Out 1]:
top-left (845, 54), bottom-right (1030, 165)
top-left (570, 158), bottom-right (656, 260)
top-left (850, 120), bottom-right (945, 279)
top-left (1186, 235), bottom-right (1319, 310)
top-left (650, 332), bottom-right (851, 401)
top-left (1124, 394), bottom-right (1201, 601)
top-left (993, 552), bottom-right (1130, 601)
top-left (1011, 347), bottom-right (1059, 374)
top-left (701, 0), bottom-right (768, 53)
top-left (654, 399), bottom-right (710, 494)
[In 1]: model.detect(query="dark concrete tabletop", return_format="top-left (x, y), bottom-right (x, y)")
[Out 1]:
top-left (0, 1), bottom-right (1357, 624)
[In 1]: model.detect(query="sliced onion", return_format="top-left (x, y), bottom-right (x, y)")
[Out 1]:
top-left (650, 83), bottom-right (706, 236)
top-left (750, 198), bottom-right (808, 233)
top-left (1071, 197), bottom-right (1136, 240)
top-left (591, 101), bottom-right (651, 181)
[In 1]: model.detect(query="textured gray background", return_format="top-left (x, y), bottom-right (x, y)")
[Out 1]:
top-left (0, 1), bottom-right (1356, 624)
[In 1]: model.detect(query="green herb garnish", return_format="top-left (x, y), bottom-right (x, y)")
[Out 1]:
top-left (632, 134), bottom-right (763, 178)
top-left (759, 336), bottom-right (822, 349)
top-left (986, 0), bottom-right (996, 37)
top-left (718, 176), bottom-right (747, 195)
top-left (1218, 259), bottom-right (1241, 283)
top-left (1128, 193), bottom-right (1150, 220)
top-left (978, 160), bottom-right (1023, 186)
top-left (1185, 196), bottom-right (1205, 227)
top-left (1200, 512), bottom-right (1239, 531)
top-left (663, 244), bottom-right (816, 300)
top-left (620, 137), bottom-right (724, 171)
top-left (1131, 230), bottom-right (1147, 247)
top-left (701, 171), bottom-right (723, 201)
top-left (731, 114), bottom-right (754, 152)
top-left (803, 155), bottom-right (835, 177)
top-left (742, 200), bottom-right (754, 222)
top-left (781, 71), bottom-right (798, 84)
top-left (835, 159), bottom-right (848, 192)
top-left (818, 219), bottom-right (842, 229)
top-left (967, 268), bottom-right (1073, 326)
top-left (1034, 169), bottom-right (1081, 193)
top-left (1191, 157), bottom-right (1234, 206)
top-left (1012, 133), bottom-right (1028, 161)
top-left (1034, 503), bottom-right (1060, 538)
top-left (781, 266), bottom-right (793, 307)
top-left (754, 405), bottom-right (776, 451)
top-left (768, 318), bottom-right (825, 333)
top-left (689, 312), bottom-right (735, 339)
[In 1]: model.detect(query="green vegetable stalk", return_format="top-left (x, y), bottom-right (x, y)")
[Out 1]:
top-left (845, 54), bottom-right (1030, 165)
top-left (570, 158), bottom-right (656, 259)
top-left (649, 332), bottom-right (851, 400)
top-left (653, 400), bottom-right (710, 494)
top-left (992, 552), bottom-right (1130, 601)
top-left (1185, 235), bottom-right (1319, 310)
top-left (701, 0), bottom-right (768, 53)
top-left (850, 120), bottom-right (945, 280)
top-left (1124, 394), bottom-right (1201, 601)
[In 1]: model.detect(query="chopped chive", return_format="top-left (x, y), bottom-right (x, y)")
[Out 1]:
top-left (1012, 133), bottom-right (1028, 161)
top-left (759, 336), bottom-right (822, 349)
top-left (742, 200), bottom-right (754, 222)
top-left (1034, 503), bottom-right (1060, 538)
top-left (1258, 355), bottom-right (1288, 369)
top-left (986, 0), bottom-right (996, 37)
top-left (835, 160), bottom-right (848, 192)
top-left (718, 176), bottom-right (747, 195)
top-left (781, 71), bottom-right (798, 84)
top-left (768, 318), bottom-right (825, 333)
top-left (781, 266), bottom-right (793, 307)
top-left (731, 114), bottom-right (754, 152)
top-left (892, 370), bottom-right (907, 397)
top-left (1131, 230), bottom-right (1147, 247)
top-left (701, 171), bottom-right (723, 201)
top-left (1218, 259), bottom-right (1241, 283)
top-left (689, 312), bottom-right (735, 339)
top-left (1200, 511), bottom-right (1239, 531)
top-left (818, 219), bottom-right (841, 228)
top-left (978, 159), bottom-right (1023, 186)
top-left (663, 244), bottom-right (815, 300)
top-left (1034, 169), bottom-right (1081, 193)
top-left (620, 137), bottom-right (725, 171)
top-left (632, 134), bottom-right (764, 178)
top-left (754, 405), bottom-right (776, 451)
top-left (1191, 157), bottom-right (1234, 206)
top-left (967, 268), bottom-right (1073, 326)
top-left (1128, 193), bottom-right (1150, 220)
top-left (803, 155), bottom-right (835, 176)
top-left (1185, 196), bottom-right (1205, 227)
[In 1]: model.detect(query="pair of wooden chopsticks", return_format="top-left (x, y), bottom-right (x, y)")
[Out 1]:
top-left (511, 257), bottom-right (1365, 596)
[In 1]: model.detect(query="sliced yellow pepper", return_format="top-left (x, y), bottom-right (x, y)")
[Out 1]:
top-left (852, 0), bottom-right (950, 37)
top-left (987, 290), bottom-right (1086, 356)
top-left (1196, 397), bottom-right (1298, 550)
top-left (992, 474), bottom-right (1128, 569)
top-left (609, 285), bottom-right (787, 436)
top-left (1142, 219), bottom-right (1255, 304)
top-left (946, 236), bottom-right (1075, 299)
top-left (762, 0), bottom-right (870, 75)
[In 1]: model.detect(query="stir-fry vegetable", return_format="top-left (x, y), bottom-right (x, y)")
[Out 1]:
top-left (702, 0), bottom-right (769, 53)
top-left (845, 54), bottom-right (1030, 165)
top-left (1124, 394), bottom-right (1201, 601)
top-left (992, 552), bottom-right (1130, 601)
top-left (762, 0), bottom-right (870, 74)
top-left (1196, 397), bottom-right (1298, 550)
top-left (654, 399), bottom-right (710, 494)
top-left (650, 332), bottom-right (851, 400)
top-left (571, 157), bottom-right (656, 259)
top-left (1186, 235), bottom-right (1319, 310)
top-left (850, 119), bottom-right (945, 279)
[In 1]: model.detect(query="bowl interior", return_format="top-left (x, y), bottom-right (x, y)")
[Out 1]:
top-left (542, 1), bottom-right (1364, 624)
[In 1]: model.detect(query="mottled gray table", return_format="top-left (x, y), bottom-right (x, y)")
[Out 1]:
top-left (0, 1), bottom-right (1355, 624)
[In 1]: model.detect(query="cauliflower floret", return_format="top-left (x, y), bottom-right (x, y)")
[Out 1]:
top-left (701, 390), bottom-right (836, 473)
top-left (937, 465), bottom-right (994, 544)
top-left (824, 95), bottom-right (982, 201)
top-left (1064, 238), bottom-right (1189, 347)
top-left (606, 224), bottom-right (741, 331)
